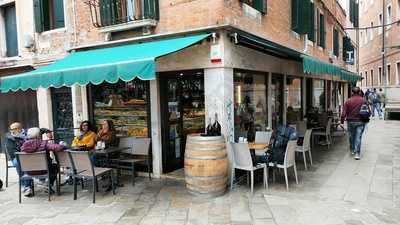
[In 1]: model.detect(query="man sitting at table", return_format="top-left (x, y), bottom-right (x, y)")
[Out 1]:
top-left (20, 127), bottom-right (66, 196)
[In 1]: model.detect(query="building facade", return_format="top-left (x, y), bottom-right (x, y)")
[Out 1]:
top-left (359, 0), bottom-right (400, 115)
top-left (0, 0), bottom-right (360, 177)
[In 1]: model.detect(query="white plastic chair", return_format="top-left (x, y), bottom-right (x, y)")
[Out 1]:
top-left (268, 140), bottom-right (299, 191)
top-left (254, 131), bottom-right (272, 155)
top-left (312, 118), bottom-right (333, 148)
top-left (296, 120), bottom-right (307, 138)
top-left (295, 129), bottom-right (313, 170)
top-left (230, 143), bottom-right (267, 194)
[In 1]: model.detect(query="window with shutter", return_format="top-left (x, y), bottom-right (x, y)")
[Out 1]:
top-left (318, 13), bottom-right (325, 48)
top-left (240, 0), bottom-right (267, 14)
top-left (333, 28), bottom-right (339, 57)
top-left (307, 2), bottom-right (315, 42)
top-left (291, 0), bottom-right (313, 35)
top-left (291, 0), bottom-right (300, 32)
top-left (33, 0), bottom-right (65, 32)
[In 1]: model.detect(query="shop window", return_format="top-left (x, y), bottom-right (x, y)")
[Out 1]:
top-left (312, 79), bottom-right (325, 111)
top-left (90, 79), bottom-right (150, 138)
top-left (286, 77), bottom-right (303, 125)
top-left (240, 0), bottom-right (267, 14)
top-left (34, 0), bottom-right (65, 32)
top-left (234, 70), bottom-right (268, 142)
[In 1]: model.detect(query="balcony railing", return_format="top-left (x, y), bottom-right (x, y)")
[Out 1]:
top-left (86, 0), bottom-right (159, 28)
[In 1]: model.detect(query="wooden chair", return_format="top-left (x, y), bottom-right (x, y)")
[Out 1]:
top-left (111, 138), bottom-right (151, 185)
top-left (68, 150), bottom-right (115, 204)
top-left (15, 151), bottom-right (53, 203)
top-left (268, 140), bottom-right (299, 191)
top-left (230, 143), bottom-right (268, 195)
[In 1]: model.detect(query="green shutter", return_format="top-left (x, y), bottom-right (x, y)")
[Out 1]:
top-left (308, 2), bottom-right (315, 42)
top-left (319, 13), bottom-right (325, 48)
top-left (154, 0), bottom-right (160, 20)
top-left (42, 0), bottom-right (50, 31)
top-left (291, 0), bottom-right (299, 31)
top-left (33, 0), bottom-right (44, 32)
top-left (253, 0), bottom-right (266, 14)
top-left (349, 0), bottom-right (354, 23)
top-left (100, 0), bottom-right (118, 26)
top-left (354, 2), bottom-right (359, 27)
top-left (53, 0), bottom-right (65, 29)
top-left (333, 28), bottom-right (339, 56)
top-left (143, 0), bottom-right (159, 19)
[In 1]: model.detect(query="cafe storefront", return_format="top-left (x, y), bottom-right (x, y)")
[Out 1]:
top-left (0, 28), bottom-right (361, 177)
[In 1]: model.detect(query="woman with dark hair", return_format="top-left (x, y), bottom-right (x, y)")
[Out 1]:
top-left (72, 120), bottom-right (97, 149)
top-left (97, 120), bottom-right (117, 147)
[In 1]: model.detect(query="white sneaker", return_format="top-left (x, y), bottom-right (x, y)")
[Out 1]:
top-left (354, 153), bottom-right (361, 160)
top-left (23, 187), bottom-right (33, 197)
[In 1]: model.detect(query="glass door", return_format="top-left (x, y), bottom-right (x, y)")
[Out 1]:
top-left (51, 87), bottom-right (74, 145)
top-left (160, 71), bottom-right (205, 173)
top-left (271, 74), bottom-right (284, 129)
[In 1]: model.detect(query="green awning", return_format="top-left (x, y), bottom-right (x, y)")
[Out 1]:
top-left (302, 55), bottom-right (361, 82)
top-left (0, 34), bottom-right (210, 92)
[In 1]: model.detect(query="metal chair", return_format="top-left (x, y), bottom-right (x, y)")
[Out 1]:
top-left (268, 140), bottom-right (299, 191)
top-left (68, 150), bottom-right (115, 204)
top-left (230, 143), bottom-right (267, 195)
top-left (15, 151), bottom-right (52, 203)
top-left (54, 151), bottom-right (75, 194)
top-left (295, 129), bottom-right (313, 170)
top-left (4, 145), bottom-right (15, 188)
top-left (312, 118), bottom-right (333, 148)
top-left (111, 138), bottom-right (152, 185)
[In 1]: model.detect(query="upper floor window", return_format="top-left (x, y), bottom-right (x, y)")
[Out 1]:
top-left (397, 0), bottom-right (400, 19)
top-left (34, 0), bottom-right (65, 32)
top-left (317, 11), bottom-right (325, 48)
top-left (387, 4), bottom-right (392, 29)
top-left (291, 0), bottom-right (314, 41)
top-left (1, 3), bottom-right (18, 57)
top-left (378, 14), bottom-right (383, 34)
top-left (240, 0), bottom-right (267, 14)
top-left (370, 22), bottom-right (374, 40)
top-left (332, 27), bottom-right (339, 57)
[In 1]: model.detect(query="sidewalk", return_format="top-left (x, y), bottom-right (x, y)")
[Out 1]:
top-left (0, 120), bottom-right (399, 225)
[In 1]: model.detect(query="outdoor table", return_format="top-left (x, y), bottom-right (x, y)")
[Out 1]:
top-left (248, 142), bottom-right (269, 166)
top-left (95, 147), bottom-right (130, 187)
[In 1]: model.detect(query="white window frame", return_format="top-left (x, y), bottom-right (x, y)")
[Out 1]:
top-left (396, 61), bottom-right (400, 85)
top-left (387, 4), bottom-right (392, 30)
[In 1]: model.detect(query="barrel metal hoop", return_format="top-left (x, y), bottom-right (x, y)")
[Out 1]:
top-left (185, 174), bottom-right (227, 180)
top-left (185, 155), bottom-right (227, 160)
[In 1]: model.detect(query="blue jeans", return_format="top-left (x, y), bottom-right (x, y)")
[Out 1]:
top-left (12, 158), bottom-right (33, 189)
top-left (347, 122), bottom-right (366, 154)
top-left (372, 103), bottom-right (382, 117)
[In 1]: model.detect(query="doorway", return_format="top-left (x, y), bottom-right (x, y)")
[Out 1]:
top-left (160, 70), bottom-right (205, 173)
top-left (51, 87), bottom-right (74, 145)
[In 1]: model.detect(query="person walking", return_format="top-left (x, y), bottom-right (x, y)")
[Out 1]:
top-left (377, 88), bottom-right (386, 119)
top-left (368, 88), bottom-right (382, 119)
top-left (341, 87), bottom-right (370, 160)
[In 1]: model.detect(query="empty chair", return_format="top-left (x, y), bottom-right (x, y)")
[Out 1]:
top-left (54, 151), bottom-right (74, 194)
top-left (230, 143), bottom-right (267, 195)
top-left (15, 151), bottom-right (52, 203)
top-left (312, 118), bottom-right (333, 148)
top-left (268, 140), bottom-right (299, 191)
top-left (68, 150), bottom-right (115, 203)
top-left (118, 136), bottom-right (136, 149)
top-left (111, 138), bottom-right (152, 185)
top-left (295, 129), bottom-right (313, 170)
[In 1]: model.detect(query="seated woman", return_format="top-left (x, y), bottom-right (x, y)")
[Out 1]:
top-left (97, 120), bottom-right (117, 148)
top-left (72, 121), bottom-right (97, 150)
top-left (20, 127), bottom-right (66, 196)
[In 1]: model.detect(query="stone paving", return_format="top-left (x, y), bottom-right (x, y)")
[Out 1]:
top-left (1, 120), bottom-right (400, 225)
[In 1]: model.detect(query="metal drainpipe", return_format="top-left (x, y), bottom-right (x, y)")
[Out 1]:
top-left (382, 0), bottom-right (386, 92)
top-left (72, 0), bottom-right (78, 46)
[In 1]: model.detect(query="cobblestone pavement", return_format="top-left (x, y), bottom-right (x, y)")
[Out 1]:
top-left (0, 120), bottom-right (399, 225)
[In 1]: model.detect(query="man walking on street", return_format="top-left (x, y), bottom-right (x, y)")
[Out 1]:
top-left (368, 88), bottom-right (382, 119)
top-left (378, 88), bottom-right (386, 119)
top-left (341, 87), bottom-right (370, 160)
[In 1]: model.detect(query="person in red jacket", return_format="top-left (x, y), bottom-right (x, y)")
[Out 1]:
top-left (20, 127), bottom-right (66, 196)
top-left (341, 87), bottom-right (370, 160)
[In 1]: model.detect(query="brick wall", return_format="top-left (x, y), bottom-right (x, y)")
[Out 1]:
top-left (360, 0), bottom-right (400, 87)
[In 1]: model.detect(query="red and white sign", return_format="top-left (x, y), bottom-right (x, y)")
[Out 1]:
top-left (210, 44), bottom-right (222, 63)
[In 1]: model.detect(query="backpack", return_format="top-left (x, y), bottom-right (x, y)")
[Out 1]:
top-left (359, 103), bottom-right (371, 123)
top-left (369, 93), bottom-right (379, 104)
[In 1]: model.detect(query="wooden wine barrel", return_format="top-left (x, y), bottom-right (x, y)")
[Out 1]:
top-left (184, 135), bottom-right (228, 197)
